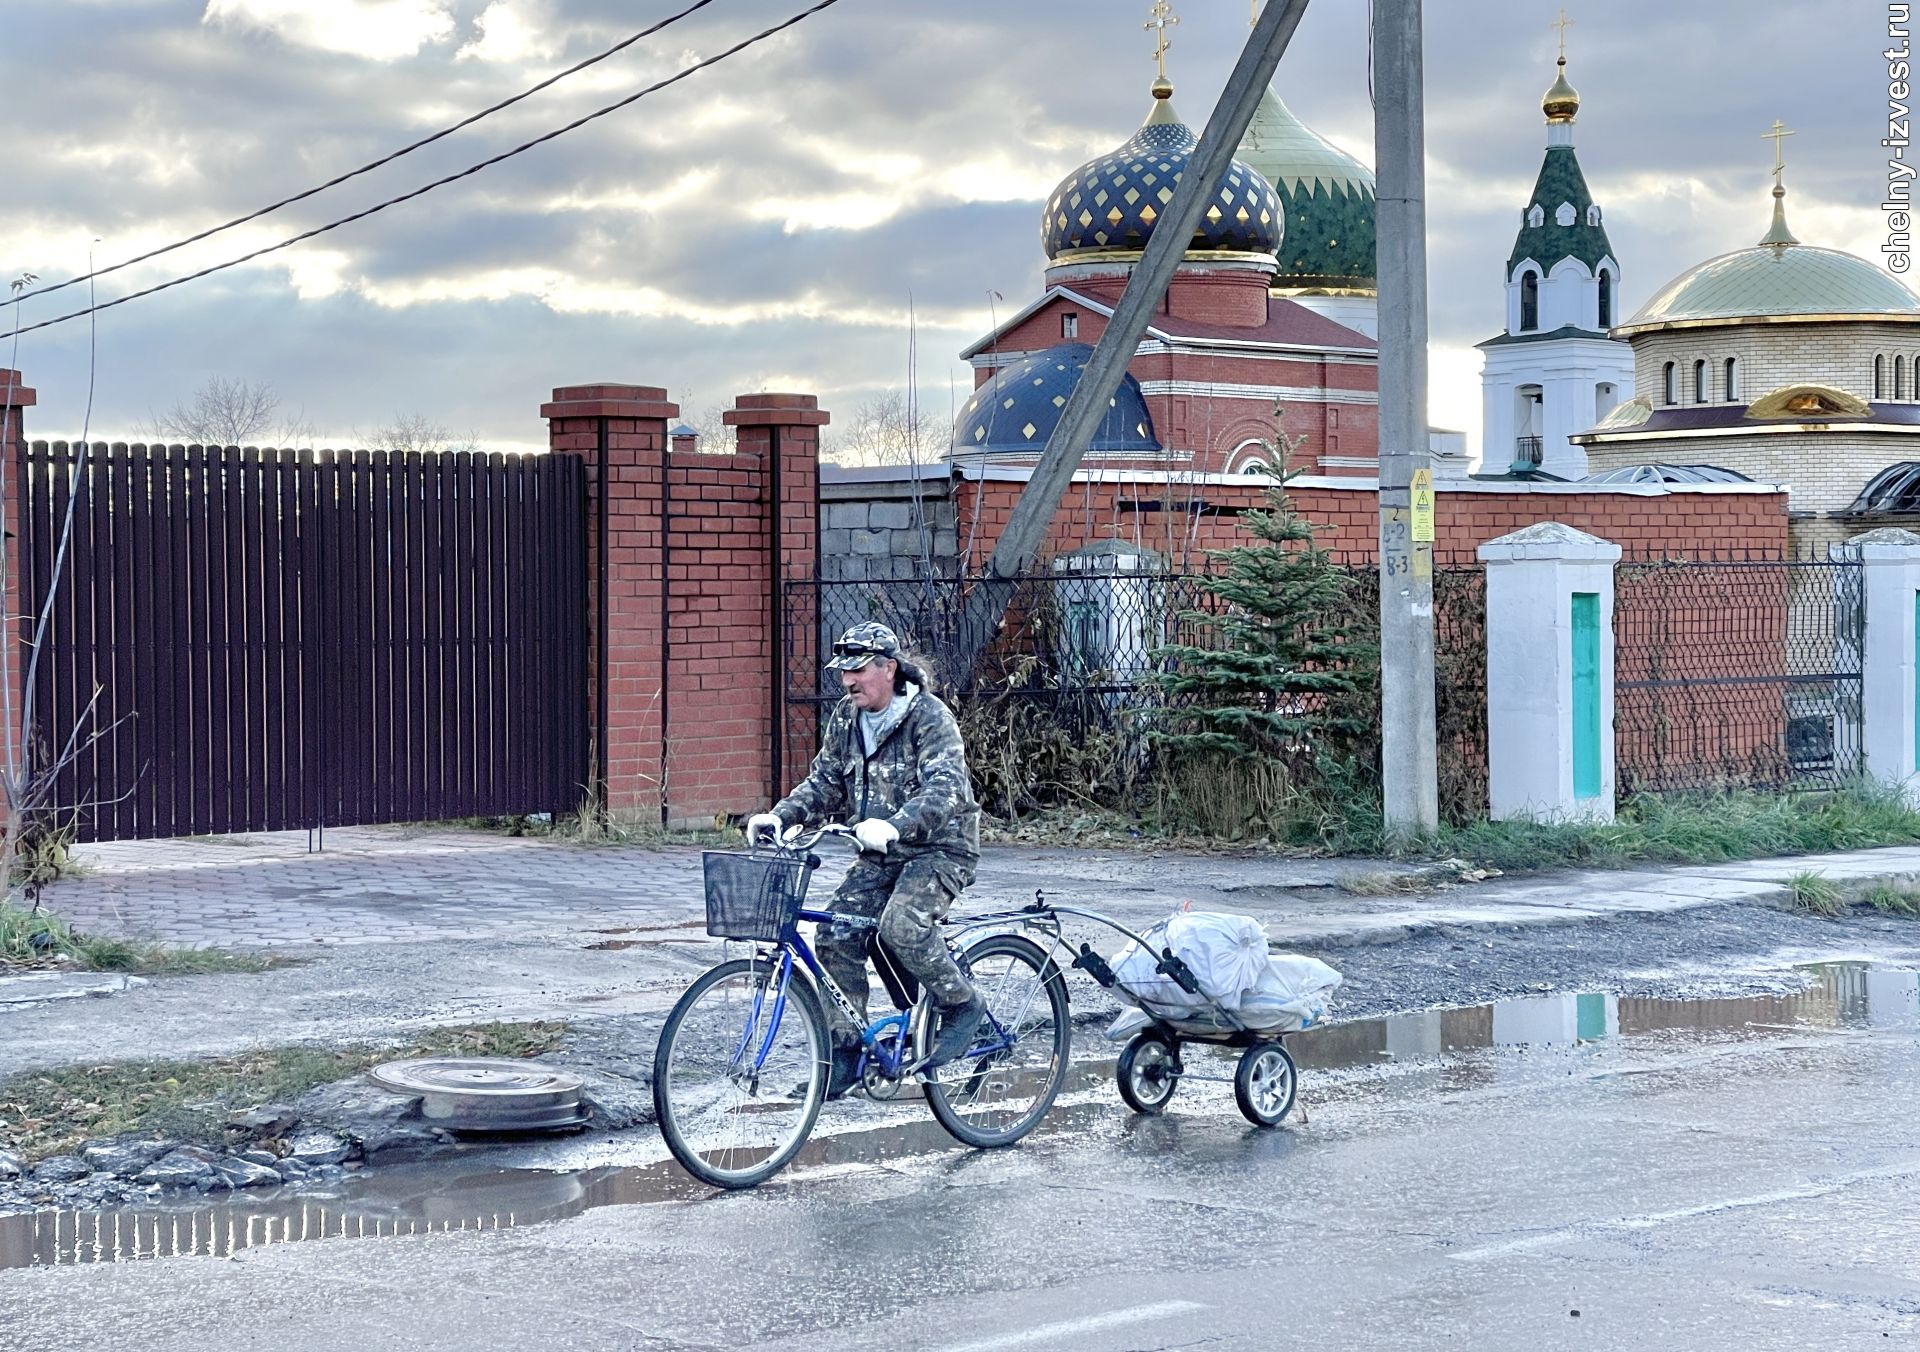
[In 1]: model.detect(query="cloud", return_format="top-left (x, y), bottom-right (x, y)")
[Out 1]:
top-left (202, 0), bottom-right (454, 61)
top-left (459, 0), bottom-right (557, 64)
top-left (0, 0), bottom-right (1896, 462)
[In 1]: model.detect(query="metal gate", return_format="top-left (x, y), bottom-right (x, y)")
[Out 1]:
top-left (16, 442), bottom-right (590, 842)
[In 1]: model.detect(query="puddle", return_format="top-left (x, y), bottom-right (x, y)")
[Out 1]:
top-left (4, 960), bottom-right (1914, 1271)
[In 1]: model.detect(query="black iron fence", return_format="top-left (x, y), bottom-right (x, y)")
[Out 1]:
top-left (1613, 555), bottom-right (1863, 794)
top-left (783, 563), bottom-right (1491, 823)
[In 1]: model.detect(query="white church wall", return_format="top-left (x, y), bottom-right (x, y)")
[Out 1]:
top-left (1631, 321), bottom-right (1920, 408)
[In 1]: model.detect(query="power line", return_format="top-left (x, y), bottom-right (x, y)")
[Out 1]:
top-left (4, 0), bottom-right (722, 311)
top-left (8, 0), bottom-right (840, 338)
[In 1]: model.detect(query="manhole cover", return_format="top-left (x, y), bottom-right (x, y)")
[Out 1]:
top-left (368, 1058), bottom-right (590, 1132)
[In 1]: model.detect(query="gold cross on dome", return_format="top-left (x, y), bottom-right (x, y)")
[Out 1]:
top-left (1763, 118), bottom-right (1796, 184)
top-left (1552, 7), bottom-right (1574, 60)
top-left (1145, 1), bottom-right (1179, 80)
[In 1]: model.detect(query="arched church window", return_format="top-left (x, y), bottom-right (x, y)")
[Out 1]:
top-left (1555, 202), bottom-right (1577, 227)
top-left (1877, 355), bottom-right (1888, 400)
top-left (1899, 356), bottom-right (1908, 401)
top-left (1520, 271), bottom-right (1539, 332)
top-left (1587, 205), bottom-right (1601, 226)
top-left (1597, 269), bottom-right (1613, 328)
top-left (1527, 204), bottom-right (1545, 228)
top-left (1693, 360), bottom-right (1708, 404)
top-left (1663, 362), bottom-right (1677, 406)
top-left (1724, 358), bottom-right (1738, 402)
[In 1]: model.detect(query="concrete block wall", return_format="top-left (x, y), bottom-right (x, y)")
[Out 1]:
top-left (819, 467), bottom-right (959, 582)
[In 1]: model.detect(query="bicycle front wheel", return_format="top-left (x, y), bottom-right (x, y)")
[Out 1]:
top-left (652, 956), bottom-right (828, 1189)
top-left (925, 933), bottom-right (1071, 1149)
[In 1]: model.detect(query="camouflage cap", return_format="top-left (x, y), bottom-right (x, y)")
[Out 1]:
top-left (826, 621), bottom-right (902, 671)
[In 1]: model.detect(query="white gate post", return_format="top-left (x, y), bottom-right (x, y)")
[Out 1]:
top-left (1479, 523), bottom-right (1621, 823)
top-left (1851, 528), bottom-right (1920, 802)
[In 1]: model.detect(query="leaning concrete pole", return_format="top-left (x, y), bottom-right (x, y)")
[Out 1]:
top-left (955, 0), bottom-right (1314, 671)
top-left (1373, 0), bottom-right (1439, 837)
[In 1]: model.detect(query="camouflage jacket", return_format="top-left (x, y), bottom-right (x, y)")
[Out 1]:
top-left (774, 685), bottom-right (980, 863)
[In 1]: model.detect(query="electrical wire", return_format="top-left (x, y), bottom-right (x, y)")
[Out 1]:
top-left (9, 0), bottom-right (841, 338)
top-left (4, 0), bottom-right (724, 311)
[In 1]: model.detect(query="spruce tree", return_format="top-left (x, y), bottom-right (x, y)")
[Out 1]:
top-left (1150, 405), bottom-right (1374, 829)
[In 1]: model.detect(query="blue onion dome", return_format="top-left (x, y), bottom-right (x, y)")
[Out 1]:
top-left (1236, 86), bottom-right (1376, 294)
top-left (950, 344), bottom-right (1160, 458)
top-left (1041, 84), bottom-right (1283, 264)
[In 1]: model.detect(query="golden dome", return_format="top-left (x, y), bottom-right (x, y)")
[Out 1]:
top-left (1542, 57), bottom-right (1580, 122)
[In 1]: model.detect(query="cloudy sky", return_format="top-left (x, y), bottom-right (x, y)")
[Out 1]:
top-left (0, 0), bottom-right (1886, 458)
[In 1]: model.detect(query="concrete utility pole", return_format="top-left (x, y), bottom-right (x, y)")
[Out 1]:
top-left (954, 0), bottom-right (1314, 671)
top-left (1372, 0), bottom-right (1439, 837)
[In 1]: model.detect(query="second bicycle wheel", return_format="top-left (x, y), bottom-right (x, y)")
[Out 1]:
top-left (925, 933), bottom-right (1071, 1149)
top-left (653, 956), bottom-right (828, 1189)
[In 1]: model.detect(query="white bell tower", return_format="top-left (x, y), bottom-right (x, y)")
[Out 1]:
top-left (1476, 23), bottom-right (1634, 479)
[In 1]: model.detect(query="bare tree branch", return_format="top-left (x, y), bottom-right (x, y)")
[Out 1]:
top-left (143, 376), bottom-right (311, 447)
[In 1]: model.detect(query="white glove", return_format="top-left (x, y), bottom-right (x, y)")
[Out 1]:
top-left (852, 818), bottom-right (900, 855)
top-left (745, 813), bottom-right (784, 847)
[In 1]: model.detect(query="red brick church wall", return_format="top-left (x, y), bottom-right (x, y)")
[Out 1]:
top-left (953, 476), bottom-right (1789, 570)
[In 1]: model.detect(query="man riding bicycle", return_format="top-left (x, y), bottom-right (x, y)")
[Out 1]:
top-left (747, 621), bottom-right (985, 1099)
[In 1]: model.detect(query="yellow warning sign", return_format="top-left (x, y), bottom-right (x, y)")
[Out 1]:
top-left (1411, 468), bottom-right (1435, 544)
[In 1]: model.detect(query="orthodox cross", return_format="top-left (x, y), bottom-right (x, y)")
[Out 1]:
top-left (1551, 8), bottom-right (1574, 60)
top-left (1762, 118), bottom-right (1796, 185)
top-left (1145, 1), bottom-right (1178, 80)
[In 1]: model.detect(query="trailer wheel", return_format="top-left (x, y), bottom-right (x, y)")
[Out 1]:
top-left (1116, 1032), bottom-right (1179, 1115)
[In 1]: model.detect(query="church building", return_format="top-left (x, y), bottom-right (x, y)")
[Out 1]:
top-left (1572, 126), bottom-right (1920, 554)
top-left (947, 5), bottom-right (1469, 482)
top-left (1476, 40), bottom-right (1633, 480)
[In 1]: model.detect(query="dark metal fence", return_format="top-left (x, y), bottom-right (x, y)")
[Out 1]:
top-left (1613, 556), bottom-right (1863, 794)
top-left (17, 442), bottom-right (590, 842)
top-left (783, 562), bottom-right (1492, 823)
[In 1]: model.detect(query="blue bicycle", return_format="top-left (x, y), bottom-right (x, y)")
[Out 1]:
top-left (651, 825), bottom-right (1073, 1189)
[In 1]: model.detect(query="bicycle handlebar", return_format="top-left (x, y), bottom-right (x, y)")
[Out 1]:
top-left (747, 821), bottom-right (856, 854)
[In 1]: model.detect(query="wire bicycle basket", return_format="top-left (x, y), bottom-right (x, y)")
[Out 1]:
top-left (702, 851), bottom-right (814, 942)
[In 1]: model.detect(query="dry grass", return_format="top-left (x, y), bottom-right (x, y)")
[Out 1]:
top-left (0, 1021), bottom-right (569, 1162)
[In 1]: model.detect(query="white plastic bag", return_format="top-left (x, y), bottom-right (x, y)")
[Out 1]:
top-left (1110, 910), bottom-right (1271, 1012)
top-left (1237, 954), bottom-right (1344, 1031)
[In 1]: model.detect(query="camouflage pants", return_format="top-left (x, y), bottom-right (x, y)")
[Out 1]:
top-left (817, 852), bottom-right (976, 1044)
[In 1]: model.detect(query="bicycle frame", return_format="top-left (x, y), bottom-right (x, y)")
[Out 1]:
top-left (729, 897), bottom-right (1020, 1086)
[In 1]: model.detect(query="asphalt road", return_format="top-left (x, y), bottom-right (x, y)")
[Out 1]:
top-left (3, 958), bottom-right (1917, 1350)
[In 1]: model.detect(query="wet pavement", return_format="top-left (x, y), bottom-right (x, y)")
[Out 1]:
top-left (3, 959), bottom-right (1915, 1271)
top-left (1, 957), bottom-right (1916, 1348)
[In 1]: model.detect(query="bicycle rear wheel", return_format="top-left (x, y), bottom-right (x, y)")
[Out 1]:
top-left (925, 933), bottom-right (1071, 1149)
top-left (653, 956), bottom-right (827, 1189)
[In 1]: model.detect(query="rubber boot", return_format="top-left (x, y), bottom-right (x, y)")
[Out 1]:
top-left (924, 994), bottom-right (988, 1069)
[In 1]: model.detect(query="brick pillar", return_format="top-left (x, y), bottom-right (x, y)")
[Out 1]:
top-left (540, 382), bottom-right (677, 819)
top-left (1, 369), bottom-right (34, 769)
top-left (724, 394), bottom-right (825, 804)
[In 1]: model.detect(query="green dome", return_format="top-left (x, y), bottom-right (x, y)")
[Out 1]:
top-left (1619, 240), bottom-right (1920, 335)
top-left (1236, 87), bottom-right (1376, 293)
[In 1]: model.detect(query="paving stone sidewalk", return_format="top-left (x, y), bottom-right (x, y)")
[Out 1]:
top-left (32, 824), bottom-right (1920, 953)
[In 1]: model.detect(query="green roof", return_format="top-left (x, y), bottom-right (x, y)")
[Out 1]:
top-left (1620, 240), bottom-right (1920, 333)
top-left (1506, 145), bottom-right (1614, 275)
top-left (1476, 323), bottom-right (1610, 348)
top-left (1237, 87), bottom-right (1377, 290)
